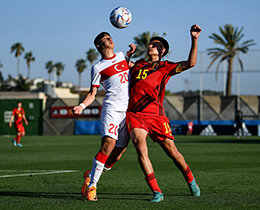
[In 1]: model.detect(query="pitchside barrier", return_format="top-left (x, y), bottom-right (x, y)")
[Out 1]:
top-left (75, 120), bottom-right (101, 135)
top-left (74, 119), bottom-right (260, 136)
top-left (170, 120), bottom-right (260, 136)
top-left (41, 96), bottom-right (260, 136)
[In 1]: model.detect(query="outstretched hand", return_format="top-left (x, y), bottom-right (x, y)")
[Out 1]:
top-left (190, 24), bottom-right (202, 39)
top-left (126, 44), bottom-right (136, 57)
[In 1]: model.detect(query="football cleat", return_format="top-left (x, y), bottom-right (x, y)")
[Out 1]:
top-left (102, 166), bottom-right (111, 174)
top-left (81, 170), bottom-right (91, 197)
top-left (12, 139), bottom-right (17, 146)
top-left (17, 143), bottom-right (23, 147)
top-left (188, 179), bottom-right (200, 196)
top-left (150, 191), bottom-right (164, 202)
top-left (86, 186), bottom-right (98, 201)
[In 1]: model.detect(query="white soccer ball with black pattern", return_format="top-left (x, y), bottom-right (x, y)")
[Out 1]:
top-left (110, 7), bottom-right (132, 29)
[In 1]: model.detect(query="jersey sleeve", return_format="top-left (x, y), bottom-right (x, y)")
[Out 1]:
top-left (166, 61), bottom-right (182, 76)
top-left (91, 65), bottom-right (100, 88)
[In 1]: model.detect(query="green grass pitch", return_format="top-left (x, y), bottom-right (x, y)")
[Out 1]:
top-left (0, 135), bottom-right (260, 210)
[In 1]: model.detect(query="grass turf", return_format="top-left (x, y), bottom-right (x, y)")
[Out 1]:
top-left (0, 135), bottom-right (260, 210)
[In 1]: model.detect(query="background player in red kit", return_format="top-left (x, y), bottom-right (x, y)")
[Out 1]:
top-left (9, 101), bottom-right (28, 147)
top-left (187, 120), bottom-right (194, 135)
top-left (126, 24), bottom-right (202, 202)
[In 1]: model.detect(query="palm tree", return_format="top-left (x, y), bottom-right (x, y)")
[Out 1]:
top-left (75, 59), bottom-right (87, 91)
top-left (86, 48), bottom-right (99, 66)
top-left (14, 74), bottom-right (30, 91)
top-left (54, 62), bottom-right (65, 84)
top-left (132, 31), bottom-right (159, 59)
top-left (0, 60), bottom-right (3, 68)
top-left (0, 71), bottom-right (3, 90)
top-left (24, 51), bottom-right (35, 79)
top-left (207, 24), bottom-right (256, 96)
top-left (11, 42), bottom-right (25, 77)
top-left (45, 61), bottom-right (53, 83)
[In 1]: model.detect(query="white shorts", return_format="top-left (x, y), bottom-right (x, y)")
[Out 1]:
top-left (100, 110), bottom-right (130, 148)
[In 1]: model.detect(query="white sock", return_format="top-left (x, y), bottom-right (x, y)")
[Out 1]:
top-left (89, 158), bottom-right (104, 188)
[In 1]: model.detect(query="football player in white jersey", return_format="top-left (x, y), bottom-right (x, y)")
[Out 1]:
top-left (72, 32), bottom-right (136, 201)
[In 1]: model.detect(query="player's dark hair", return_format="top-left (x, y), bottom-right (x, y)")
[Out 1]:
top-left (94, 32), bottom-right (111, 46)
top-left (150, 36), bottom-right (169, 58)
top-left (17, 101), bottom-right (22, 104)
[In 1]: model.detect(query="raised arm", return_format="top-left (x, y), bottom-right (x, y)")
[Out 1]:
top-left (72, 87), bottom-right (98, 116)
top-left (126, 44), bottom-right (136, 67)
top-left (179, 24), bottom-right (202, 71)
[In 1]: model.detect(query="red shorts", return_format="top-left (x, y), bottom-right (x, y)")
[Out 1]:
top-left (15, 124), bottom-right (25, 133)
top-left (126, 112), bottom-right (174, 142)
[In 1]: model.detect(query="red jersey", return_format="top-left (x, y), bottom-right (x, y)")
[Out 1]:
top-left (128, 59), bottom-right (182, 116)
top-left (188, 121), bottom-right (193, 131)
top-left (12, 108), bottom-right (25, 125)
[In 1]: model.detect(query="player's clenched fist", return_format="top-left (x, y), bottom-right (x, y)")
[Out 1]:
top-left (190, 24), bottom-right (202, 39)
top-left (72, 105), bottom-right (83, 116)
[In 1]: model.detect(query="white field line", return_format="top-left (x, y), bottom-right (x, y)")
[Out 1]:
top-left (0, 170), bottom-right (63, 172)
top-left (0, 170), bottom-right (79, 178)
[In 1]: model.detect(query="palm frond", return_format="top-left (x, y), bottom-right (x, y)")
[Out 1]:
top-left (237, 57), bottom-right (244, 72)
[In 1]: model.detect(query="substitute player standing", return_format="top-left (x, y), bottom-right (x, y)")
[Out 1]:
top-left (126, 24), bottom-right (202, 202)
top-left (9, 101), bottom-right (28, 147)
top-left (234, 110), bottom-right (245, 139)
top-left (72, 32), bottom-right (136, 201)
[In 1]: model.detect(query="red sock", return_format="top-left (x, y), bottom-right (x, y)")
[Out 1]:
top-left (16, 134), bottom-right (21, 144)
top-left (95, 151), bottom-right (108, 164)
top-left (182, 165), bottom-right (194, 183)
top-left (145, 172), bottom-right (162, 193)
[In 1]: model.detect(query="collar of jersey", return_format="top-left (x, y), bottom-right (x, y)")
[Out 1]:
top-left (146, 60), bottom-right (161, 64)
top-left (102, 54), bottom-right (116, 60)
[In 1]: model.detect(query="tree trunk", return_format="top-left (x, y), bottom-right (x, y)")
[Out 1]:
top-left (27, 65), bottom-right (30, 79)
top-left (79, 73), bottom-right (81, 95)
top-left (226, 56), bottom-right (234, 96)
top-left (17, 57), bottom-right (20, 78)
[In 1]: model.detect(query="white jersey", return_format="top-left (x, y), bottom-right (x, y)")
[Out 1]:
top-left (91, 52), bottom-right (130, 111)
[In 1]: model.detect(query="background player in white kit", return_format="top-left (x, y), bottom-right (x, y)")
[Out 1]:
top-left (72, 32), bottom-right (136, 201)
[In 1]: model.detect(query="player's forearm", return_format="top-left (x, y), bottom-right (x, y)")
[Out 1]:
top-left (81, 96), bottom-right (95, 108)
top-left (178, 38), bottom-right (198, 72)
top-left (23, 115), bottom-right (28, 123)
top-left (187, 37), bottom-right (198, 68)
top-left (9, 116), bottom-right (13, 124)
top-left (81, 88), bottom-right (97, 108)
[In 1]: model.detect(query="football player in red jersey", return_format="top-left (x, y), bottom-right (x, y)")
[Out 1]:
top-left (9, 101), bottom-right (28, 147)
top-left (126, 24), bottom-right (202, 202)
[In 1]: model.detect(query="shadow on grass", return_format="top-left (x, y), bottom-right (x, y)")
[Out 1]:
top-left (0, 191), bottom-right (185, 201)
top-left (0, 191), bottom-right (82, 200)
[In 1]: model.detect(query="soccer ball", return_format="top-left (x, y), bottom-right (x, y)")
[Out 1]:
top-left (110, 7), bottom-right (132, 29)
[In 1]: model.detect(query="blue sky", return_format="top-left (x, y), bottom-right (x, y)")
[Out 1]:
top-left (1, 0), bottom-right (260, 95)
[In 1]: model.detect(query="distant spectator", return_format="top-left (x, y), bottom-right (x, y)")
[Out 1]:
top-left (234, 110), bottom-right (245, 139)
top-left (187, 120), bottom-right (193, 135)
